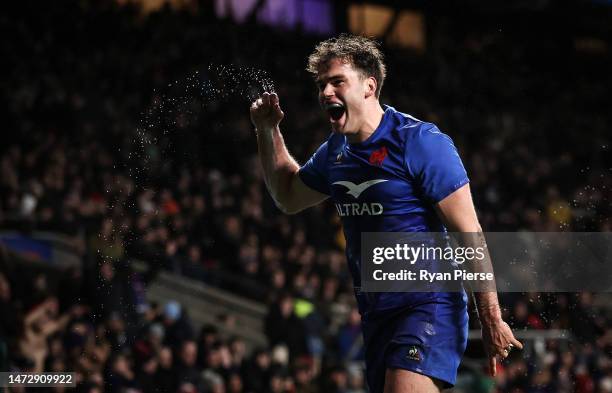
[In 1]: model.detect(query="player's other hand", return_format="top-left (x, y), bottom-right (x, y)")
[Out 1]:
top-left (481, 318), bottom-right (523, 377)
top-left (250, 92), bottom-right (284, 132)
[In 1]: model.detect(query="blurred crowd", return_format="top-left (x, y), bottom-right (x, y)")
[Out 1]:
top-left (1, 1), bottom-right (611, 392)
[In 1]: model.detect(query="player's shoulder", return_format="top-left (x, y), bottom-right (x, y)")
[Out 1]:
top-left (387, 106), bottom-right (445, 145)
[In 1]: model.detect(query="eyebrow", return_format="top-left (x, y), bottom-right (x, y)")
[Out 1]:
top-left (315, 74), bottom-right (346, 85)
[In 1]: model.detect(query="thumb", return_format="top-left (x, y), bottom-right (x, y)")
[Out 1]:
top-left (512, 337), bottom-right (524, 350)
top-left (271, 95), bottom-right (284, 118)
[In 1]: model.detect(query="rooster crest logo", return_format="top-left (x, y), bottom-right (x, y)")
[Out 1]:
top-left (369, 146), bottom-right (388, 166)
top-left (406, 346), bottom-right (421, 361)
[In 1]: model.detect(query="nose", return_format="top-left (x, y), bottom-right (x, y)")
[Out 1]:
top-left (322, 83), bottom-right (335, 99)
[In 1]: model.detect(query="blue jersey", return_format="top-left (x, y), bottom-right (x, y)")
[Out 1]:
top-left (298, 106), bottom-right (469, 316)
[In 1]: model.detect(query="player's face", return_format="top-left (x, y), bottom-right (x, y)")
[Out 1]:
top-left (316, 58), bottom-right (370, 134)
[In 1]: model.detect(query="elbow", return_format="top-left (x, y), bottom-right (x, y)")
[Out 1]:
top-left (454, 221), bottom-right (483, 233)
top-left (273, 196), bottom-right (302, 215)
top-left (279, 205), bottom-right (298, 215)
top-left (275, 201), bottom-right (301, 215)
top-left (461, 225), bottom-right (483, 234)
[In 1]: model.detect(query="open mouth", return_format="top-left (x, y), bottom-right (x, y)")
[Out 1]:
top-left (325, 103), bottom-right (346, 121)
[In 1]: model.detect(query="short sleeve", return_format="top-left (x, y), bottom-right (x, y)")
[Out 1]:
top-left (298, 141), bottom-right (331, 195)
top-left (405, 124), bottom-right (469, 203)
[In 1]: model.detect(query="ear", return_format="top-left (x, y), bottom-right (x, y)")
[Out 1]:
top-left (364, 76), bottom-right (377, 99)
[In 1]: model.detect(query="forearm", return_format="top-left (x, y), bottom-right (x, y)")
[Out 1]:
top-left (474, 291), bottom-right (502, 324)
top-left (437, 185), bottom-right (521, 374)
top-left (454, 231), bottom-right (502, 324)
top-left (24, 302), bottom-right (51, 327)
top-left (256, 126), bottom-right (300, 212)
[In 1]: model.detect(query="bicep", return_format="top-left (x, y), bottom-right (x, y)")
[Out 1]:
top-left (435, 183), bottom-right (482, 232)
top-left (286, 172), bottom-right (329, 214)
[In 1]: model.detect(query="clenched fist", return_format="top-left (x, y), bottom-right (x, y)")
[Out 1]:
top-left (250, 92), bottom-right (284, 132)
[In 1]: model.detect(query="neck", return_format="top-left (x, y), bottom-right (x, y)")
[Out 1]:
top-left (346, 103), bottom-right (385, 143)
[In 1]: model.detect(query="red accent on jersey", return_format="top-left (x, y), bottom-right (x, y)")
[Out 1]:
top-left (369, 146), bottom-right (388, 166)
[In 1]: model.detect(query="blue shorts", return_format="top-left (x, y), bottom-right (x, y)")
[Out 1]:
top-left (361, 293), bottom-right (469, 393)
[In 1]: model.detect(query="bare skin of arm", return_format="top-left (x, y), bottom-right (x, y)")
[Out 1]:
top-left (23, 299), bottom-right (53, 328)
top-left (436, 183), bottom-right (523, 376)
top-left (250, 92), bottom-right (328, 214)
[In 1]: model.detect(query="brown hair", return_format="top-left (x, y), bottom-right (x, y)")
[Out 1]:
top-left (306, 34), bottom-right (387, 98)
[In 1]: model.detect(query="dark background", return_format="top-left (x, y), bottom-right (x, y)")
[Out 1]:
top-left (0, 1), bottom-right (610, 392)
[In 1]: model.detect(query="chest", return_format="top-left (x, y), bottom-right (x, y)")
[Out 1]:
top-left (327, 143), bottom-right (418, 205)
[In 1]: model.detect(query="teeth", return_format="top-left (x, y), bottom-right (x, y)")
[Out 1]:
top-left (326, 103), bottom-right (344, 110)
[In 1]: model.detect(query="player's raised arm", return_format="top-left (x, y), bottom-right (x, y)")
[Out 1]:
top-left (436, 184), bottom-right (523, 377)
top-left (250, 92), bottom-right (328, 214)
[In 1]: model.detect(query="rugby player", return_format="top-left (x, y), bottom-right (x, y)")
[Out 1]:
top-left (250, 34), bottom-right (521, 393)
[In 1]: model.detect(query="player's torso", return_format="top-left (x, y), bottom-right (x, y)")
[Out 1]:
top-left (300, 106), bottom-right (467, 248)
top-left (323, 114), bottom-right (453, 314)
top-left (325, 132), bottom-right (442, 233)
